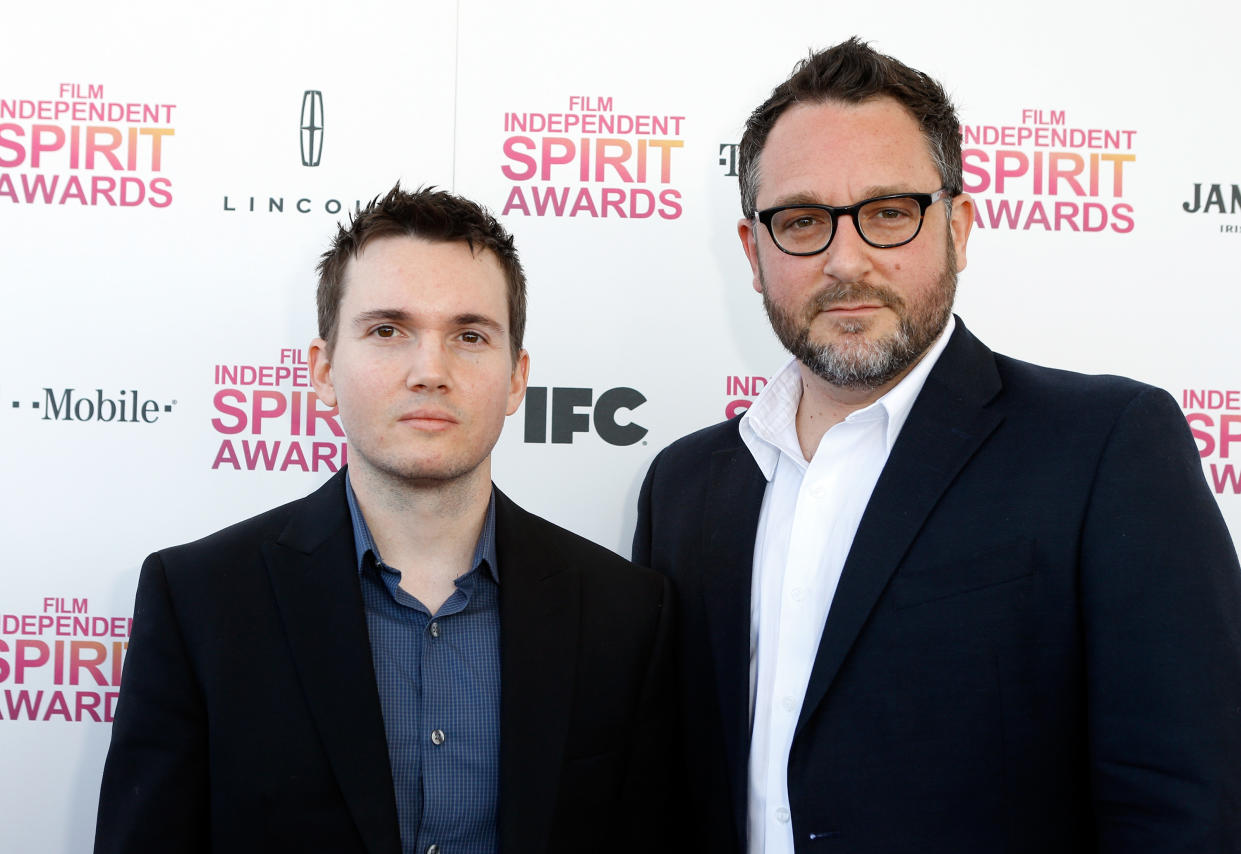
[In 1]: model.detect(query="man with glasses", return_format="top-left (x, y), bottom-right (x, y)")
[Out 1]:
top-left (634, 38), bottom-right (1241, 853)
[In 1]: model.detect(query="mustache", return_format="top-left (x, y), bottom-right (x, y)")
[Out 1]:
top-left (806, 282), bottom-right (905, 317)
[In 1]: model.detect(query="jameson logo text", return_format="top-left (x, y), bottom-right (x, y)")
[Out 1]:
top-left (961, 108), bottom-right (1136, 233)
top-left (1181, 184), bottom-right (1241, 235)
top-left (501, 95), bottom-right (685, 219)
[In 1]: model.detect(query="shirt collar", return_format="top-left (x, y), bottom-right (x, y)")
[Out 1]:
top-left (344, 473), bottom-right (500, 585)
top-left (740, 314), bottom-right (956, 481)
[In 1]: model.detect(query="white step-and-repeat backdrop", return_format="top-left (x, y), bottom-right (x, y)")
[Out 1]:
top-left (2, 1), bottom-right (1238, 850)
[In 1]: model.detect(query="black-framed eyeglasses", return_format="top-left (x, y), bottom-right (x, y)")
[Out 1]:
top-left (754, 188), bottom-right (950, 256)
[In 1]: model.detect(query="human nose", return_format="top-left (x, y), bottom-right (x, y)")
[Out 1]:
top-left (405, 338), bottom-right (450, 392)
top-left (820, 212), bottom-right (874, 282)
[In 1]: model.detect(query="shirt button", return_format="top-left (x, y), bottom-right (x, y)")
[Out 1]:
top-left (790, 587), bottom-right (805, 602)
top-left (782, 696), bottom-right (797, 713)
top-left (430, 729), bottom-right (445, 746)
top-left (809, 483), bottom-right (826, 499)
top-left (430, 621), bottom-right (440, 638)
top-left (776, 806), bottom-right (790, 823)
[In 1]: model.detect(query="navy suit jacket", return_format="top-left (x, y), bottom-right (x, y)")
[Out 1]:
top-left (97, 472), bottom-right (677, 853)
top-left (634, 319), bottom-right (1241, 853)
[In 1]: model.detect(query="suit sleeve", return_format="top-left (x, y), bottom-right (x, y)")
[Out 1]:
top-left (94, 553), bottom-right (209, 854)
top-left (632, 451), bottom-right (660, 568)
top-left (619, 570), bottom-right (688, 850)
top-left (1082, 387), bottom-right (1241, 851)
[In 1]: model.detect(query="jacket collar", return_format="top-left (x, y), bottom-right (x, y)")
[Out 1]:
top-left (794, 318), bottom-right (1005, 736)
top-left (263, 470), bottom-right (403, 854)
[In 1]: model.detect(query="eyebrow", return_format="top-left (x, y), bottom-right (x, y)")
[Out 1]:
top-left (770, 185), bottom-right (922, 208)
top-left (352, 308), bottom-right (413, 329)
top-left (351, 308), bottom-right (506, 334)
top-left (452, 313), bottom-right (506, 334)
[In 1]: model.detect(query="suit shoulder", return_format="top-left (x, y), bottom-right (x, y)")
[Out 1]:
top-left (983, 353), bottom-right (1195, 459)
top-left (149, 500), bottom-right (296, 581)
top-left (154, 476), bottom-right (344, 572)
top-left (503, 500), bottom-right (667, 599)
top-left (649, 416), bottom-right (742, 466)
top-left (993, 352), bottom-right (1170, 413)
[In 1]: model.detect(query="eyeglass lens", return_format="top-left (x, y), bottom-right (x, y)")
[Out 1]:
top-left (769, 196), bottom-right (924, 252)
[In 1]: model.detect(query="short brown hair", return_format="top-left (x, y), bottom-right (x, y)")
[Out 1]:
top-left (738, 37), bottom-right (962, 217)
top-left (316, 184), bottom-right (527, 361)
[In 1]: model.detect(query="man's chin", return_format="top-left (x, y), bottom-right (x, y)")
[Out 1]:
top-left (807, 326), bottom-right (885, 355)
top-left (795, 331), bottom-right (913, 391)
top-left (810, 308), bottom-right (892, 339)
top-left (356, 453), bottom-right (482, 488)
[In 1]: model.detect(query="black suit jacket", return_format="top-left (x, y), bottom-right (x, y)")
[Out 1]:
top-left (97, 471), bottom-right (676, 853)
top-left (634, 320), bottom-right (1241, 853)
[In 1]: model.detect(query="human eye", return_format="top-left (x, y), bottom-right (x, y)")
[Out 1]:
top-left (767, 207), bottom-right (832, 251)
top-left (370, 324), bottom-right (399, 339)
top-left (863, 197), bottom-right (919, 223)
top-left (785, 210), bottom-right (827, 230)
top-left (871, 205), bottom-right (913, 221)
top-left (458, 330), bottom-right (488, 346)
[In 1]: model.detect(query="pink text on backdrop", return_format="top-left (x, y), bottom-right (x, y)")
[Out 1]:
top-left (0, 596), bottom-right (129, 722)
top-left (211, 347), bottom-right (348, 472)
top-left (1182, 388), bottom-right (1241, 494)
top-left (0, 83), bottom-right (176, 208)
top-left (724, 375), bottom-right (768, 420)
top-left (501, 94), bottom-right (685, 219)
top-left (960, 107), bottom-right (1136, 233)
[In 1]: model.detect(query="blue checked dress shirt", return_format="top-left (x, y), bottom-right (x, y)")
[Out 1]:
top-left (346, 477), bottom-right (501, 854)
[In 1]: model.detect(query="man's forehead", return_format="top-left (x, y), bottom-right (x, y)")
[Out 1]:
top-left (773, 95), bottom-right (919, 133)
top-left (348, 234), bottom-right (495, 271)
top-left (342, 236), bottom-right (504, 295)
top-left (757, 98), bottom-right (939, 203)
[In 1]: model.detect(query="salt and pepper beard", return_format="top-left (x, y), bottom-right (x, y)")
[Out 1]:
top-left (759, 241), bottom-right (958, 391)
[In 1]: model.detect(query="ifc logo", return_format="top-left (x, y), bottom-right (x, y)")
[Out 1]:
top-left (523, 386), bottom-right (647, 446)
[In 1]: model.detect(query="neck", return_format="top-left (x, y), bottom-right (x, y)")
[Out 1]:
top-left (793, 361), bottom-right (916, 461)
top-left (348, 460), bottom-right (492, 611)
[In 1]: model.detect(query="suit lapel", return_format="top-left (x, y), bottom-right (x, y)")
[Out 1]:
top-left (262, 472), bottom-right (402, 854)
top-left (495, 490), bottom-right (581, 852)
top-left (795, 322), bottom-right (1005, 738)
top-left (702, 439), bottom-right (767, 847)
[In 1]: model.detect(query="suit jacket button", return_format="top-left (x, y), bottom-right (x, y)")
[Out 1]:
top-left (431, 729), bottom-right (445, 746)
top-left (426, 846), bottom-right (440, 854)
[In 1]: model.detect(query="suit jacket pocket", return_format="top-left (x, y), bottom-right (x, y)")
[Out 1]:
top-left (889, 537), bottom-right (1034, 610)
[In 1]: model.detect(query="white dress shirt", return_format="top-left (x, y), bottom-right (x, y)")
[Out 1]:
top-left (738, 316), bottom-right (955, 854)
